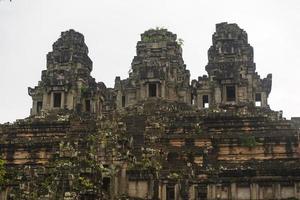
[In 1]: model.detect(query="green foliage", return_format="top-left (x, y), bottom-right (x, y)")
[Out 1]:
top-left (155, 26), bottom-right (166, 30)
top-left (142, 36), bottom-right (151, 42)
top-left (177, 38), bottom-right (184, 46)
top-left (128, 157), bottom-right (161, 171)
top-left (195, 126), bottom-right (203, 134)
top-left (78, 176), bottom-right (94, 190)
top-left (0, 159), bottom-right (6, 186)
top-left (142, 35), bottom-right (165, 43)
top-left (80, 85), bottom-right (88, 95)
top-left (167, 172), bottom-right (181, 180)
top-left (241, 135), bottom-right (257, 148)
top-left (5, 113), bottom-right (130, 198)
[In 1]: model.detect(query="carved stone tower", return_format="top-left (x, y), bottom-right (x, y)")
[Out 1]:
top-left (28, 30), bottom-right (108, 116)
top-left (192, 22), bottom-right (272, 109)
top-left (114, 28), bottom-right (191, 109)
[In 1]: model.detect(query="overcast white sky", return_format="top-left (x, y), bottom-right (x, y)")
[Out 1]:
top-left (0, 0), bottom-right (299, 123)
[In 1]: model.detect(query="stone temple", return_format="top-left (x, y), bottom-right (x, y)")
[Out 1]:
top-left (0, 22), bottom-right (300, 200)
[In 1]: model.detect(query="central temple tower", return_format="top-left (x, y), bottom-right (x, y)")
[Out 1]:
top-left (114, 28), bottom-right (191, 108)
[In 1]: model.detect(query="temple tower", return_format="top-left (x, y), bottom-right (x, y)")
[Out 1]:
top-left (114, 28), bottom-right (191, 109)
top-left (192, 22), bottom-right (272, 109)
top-left (28, 30), bottom-right (108, 116)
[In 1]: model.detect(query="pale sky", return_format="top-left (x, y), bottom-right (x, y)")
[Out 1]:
top-left (0, 0), bottom-right (299, 123)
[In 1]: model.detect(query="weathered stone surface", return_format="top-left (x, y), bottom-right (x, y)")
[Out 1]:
top-left (0, 23), bottom-right (299, 200)
top-left (28, 30), bottom-right (113, 117)
top-left (114, 28), bottom-right (191, 109)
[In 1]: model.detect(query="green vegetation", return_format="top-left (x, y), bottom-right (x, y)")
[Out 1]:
top-left (167, 172), bottom-right (181, 180)
top-left (0, 158), bottom-right (6, 186)
top-left (177, 38), bottom-right (184, 46)
top-left (195, 126), bottom-right (203, 134)
top-left (241, 135), bottom-right (258, 148)
top-left (128, 157), bottom-right (161, 171)
top-left (80, 85), bottom-right (88, 95)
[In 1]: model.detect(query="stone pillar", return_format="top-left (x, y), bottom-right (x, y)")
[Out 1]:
top-left (113, 175), bottom-right (118, 198)
top-left (160, 183), bottom-right (166, 200)
top-left (175, 184), bottom-right (179, 200)
top-left (31, 100), bottom-right (37, 115)
top-left (0, 188), bottom-right (8, 200)
top-left (42, 93), bottom-right (49, 110)
top-left (247, 75), bottom-right (253, 101)
top-left (50, 92), bottom-right (54, 109)
top-left (274, 183), bottom-right (281, 199)
top-left (230, 183), bottom-right (237, 200)
top-left (250, 183), bottom-right (258, 200)
top-left (207, 184), bottom-right (211, 199)
top-left (196, 91), bottom-right (202, 108)
top-left (189, 185), bottom-right (195, 200)
top-left (208, 184), bottom-right (216, 200)
top-left (148, 179), bottom-right (153, 199)
top-left (61, 92), bottom-right (65, 108)
top-left (295, 183), bottom-right (300, 199)
top-left (141, 83), bottom-right (147, 100)
top-left (156, 83), bottom-right (159, 97)
top-left (261, 92), bottom-right (267, 107)
top-left (214, 87), bottom-right (221, 104)
top-left (119, 164), bottom-right (127, 195)
top-left (66, 92), bottom-right (73, 110)
top-left (161, 81), bottom-right (166, 98)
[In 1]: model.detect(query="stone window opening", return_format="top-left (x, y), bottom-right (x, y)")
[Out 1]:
top-left (226, 86), bottom-right (236, 102)
top-left (255, 93), bottom-right (262, 107)
top-left (122, 95), bottom-right (126, 107)
top-left (166, 184), bottom-right (175, 200)
top-left (203, 95), bottom-right (209, 108)
top-left (167, 152), bottom-right (179, 162)
top-left (37, 101), bottom-right (43, 113)
top-left (53, 93), bottom-right (62, 108)
top-left (85, 99), bottom-right (91, 112)
top-left (149, 83), bottom-right (157, 97)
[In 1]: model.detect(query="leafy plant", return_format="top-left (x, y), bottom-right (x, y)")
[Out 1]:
top-left (167, 172), bottom-right (181, 180)
top-left (241, 135), bottom-right (257, 148)
top-left (142, 36), bottom-right (151, 42)
top-left (177, 38), bottom-right (184, 46)
top-left (79, 176), bottom-right (94, 190)
top-left (0, 159), bottom-right (6, 186)
top-left (80, 85), bottom-right (88, 95)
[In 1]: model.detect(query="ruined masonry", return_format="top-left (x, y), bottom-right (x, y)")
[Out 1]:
top-left (0, 22), bottom-right (300, 200)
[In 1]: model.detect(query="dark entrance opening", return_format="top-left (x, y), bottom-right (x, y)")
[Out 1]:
top-left (167, 152), bottom-right (179, 162)
top-left (102, 177), bottom-right (110, 192)
top-left (255, 93), bottom-right (262, 107)
top-left (166, 184), bottom-right (175, 200)
top-left (122, 95), bottom-right (125, 107)
top-left (85, 100), bottom-right (91, 112)
top-left (226, 86), bottom-right (236, 102)
top-left (37, 101), bottom-right (43, 113)
top-left (53, 93), bottom-right (61, 108)
top-left (202, 95), bottom-right (209, 108)
top-left (149, 83), bottom-right (157, 97)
